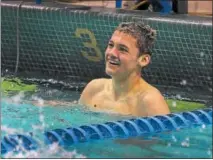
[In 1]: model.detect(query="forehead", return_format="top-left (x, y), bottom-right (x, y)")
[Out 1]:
top-left (110, 30), bottom-right (137, 47)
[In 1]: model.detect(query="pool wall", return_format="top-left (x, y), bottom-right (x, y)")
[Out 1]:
top-left (1, 1), bottom-right (212, 96)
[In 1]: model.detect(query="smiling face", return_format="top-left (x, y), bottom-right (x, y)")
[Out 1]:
top-left (105, 31), bottom-right (143, 79)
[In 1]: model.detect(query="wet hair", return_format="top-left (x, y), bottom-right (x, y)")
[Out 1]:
top-left (115, 22), bottom-right (156, 56)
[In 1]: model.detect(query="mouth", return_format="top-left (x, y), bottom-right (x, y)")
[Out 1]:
top-left (107, 59), bottom-right (121, 66)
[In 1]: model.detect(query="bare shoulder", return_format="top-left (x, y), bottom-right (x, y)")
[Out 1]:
top-left (143, 86), bottom-right (164, 99)
top-left (140, 86), bottom-right (170, 116)
top-left (79, 78), bottom-right (109, 105)
top-left (84, 78), bottom-right (109, 91)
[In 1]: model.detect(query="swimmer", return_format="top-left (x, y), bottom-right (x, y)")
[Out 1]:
top-left (79, 22), bottom-right (170, 116)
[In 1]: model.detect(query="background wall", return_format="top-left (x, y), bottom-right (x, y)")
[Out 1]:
top-left (188, 1), bottom-right (212, 15)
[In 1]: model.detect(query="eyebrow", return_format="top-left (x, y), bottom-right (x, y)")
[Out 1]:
top-left (109, 40), bottom-right (129, 50)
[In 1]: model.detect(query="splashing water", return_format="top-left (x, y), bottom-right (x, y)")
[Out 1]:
top-left (181, 137), bottom-right (190, 147)
top-left (3, 142), bottom-right (86, 158)
top-left (1, 91), bottom-right (87, 158)
top-left (172, 101), bottom-right (177, 108)
top-left (1, 125), bottom-right (21, 135)
top-left (9, 91), bottom-right (25, 104)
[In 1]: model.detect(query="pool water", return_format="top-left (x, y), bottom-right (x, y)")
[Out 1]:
top-left (65, 125), bottom-right (212, 158)
top-left (1, 97), bottom-right (133, 136)
top-left (1, 80), bottom-right (212, 158)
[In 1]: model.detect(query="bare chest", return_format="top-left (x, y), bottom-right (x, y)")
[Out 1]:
top-left (89, 91), bottom-right (139, 115)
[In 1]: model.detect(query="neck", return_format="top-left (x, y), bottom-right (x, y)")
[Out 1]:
top-left (111, 72), bottom-right (142, 101)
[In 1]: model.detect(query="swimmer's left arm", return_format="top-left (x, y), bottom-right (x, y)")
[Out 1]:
top-left (140, 89), bottom-right (170, 116)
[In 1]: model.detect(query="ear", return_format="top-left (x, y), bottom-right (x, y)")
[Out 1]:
top-left (137, 54), bottom-right (151, 67)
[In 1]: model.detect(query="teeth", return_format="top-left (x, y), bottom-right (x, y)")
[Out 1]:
top-left (109, 60), bottom-right (120, 65)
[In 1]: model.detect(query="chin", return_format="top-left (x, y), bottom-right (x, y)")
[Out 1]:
top-left (105, 68), bottom-right (116, 77)
top-left (105, 69), bottom-right (113, 76)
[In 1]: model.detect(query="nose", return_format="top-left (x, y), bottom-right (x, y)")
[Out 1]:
top-left (106, 46), bottom-right (119, 58)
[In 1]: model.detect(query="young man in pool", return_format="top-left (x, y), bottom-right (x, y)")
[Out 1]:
top-left (79, 22), bottom-right (170, 116)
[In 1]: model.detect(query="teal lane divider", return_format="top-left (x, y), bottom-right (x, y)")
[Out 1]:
top-left (1, 108), bottom-right (212, 155)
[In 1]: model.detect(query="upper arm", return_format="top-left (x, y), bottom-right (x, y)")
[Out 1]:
top-left (140, 89), bottom-right (170, 116)
top-left (79, 79), bottom-right (105, 105)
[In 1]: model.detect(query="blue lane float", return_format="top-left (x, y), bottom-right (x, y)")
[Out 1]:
top-left (1, 134), bottom-right (38, 155)
top-left (1, 108), bottom-right (212, 155)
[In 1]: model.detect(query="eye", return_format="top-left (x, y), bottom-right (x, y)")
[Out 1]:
top-left (119, 46), bottom-right (128, 53)
top-left (108, 42), bottom-right (113, 48)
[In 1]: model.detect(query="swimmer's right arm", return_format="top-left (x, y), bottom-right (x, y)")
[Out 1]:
top-left (79, 79), bottom-right (106, 106)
